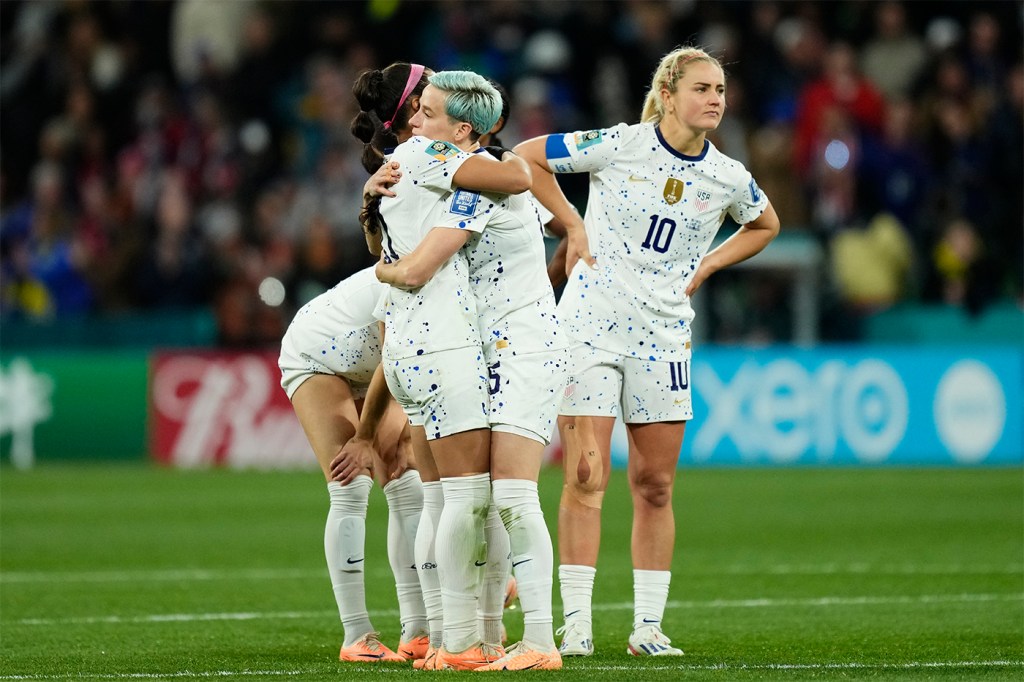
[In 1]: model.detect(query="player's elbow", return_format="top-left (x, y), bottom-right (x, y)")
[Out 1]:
top-left (401, 262), bottom-right (432, 289)
top-left (753, 203), bottom-right (781, 240)
top-left (507, 166), bottom-right (532, 194)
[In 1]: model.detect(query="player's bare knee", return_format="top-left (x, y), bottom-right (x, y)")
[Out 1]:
top-left (563, 482), bottom-right (604, 510)
top-left (631, 474), bottom-right (673, 509)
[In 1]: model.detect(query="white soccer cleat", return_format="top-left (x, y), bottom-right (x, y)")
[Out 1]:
top-left (555, 620), bottom-right (594, 657)
top-left (626, 624), bottom-right (684, 656)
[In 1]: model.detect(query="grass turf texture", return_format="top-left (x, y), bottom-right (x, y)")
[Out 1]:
top-left (1, 465), bottom-right (1021, 681)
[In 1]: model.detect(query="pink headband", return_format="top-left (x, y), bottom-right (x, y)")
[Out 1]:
top-left (383, 63), bottom-right (425, 131)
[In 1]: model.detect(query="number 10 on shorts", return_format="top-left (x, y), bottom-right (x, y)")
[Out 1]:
top-left (670, 361), bottom-right (689, 391)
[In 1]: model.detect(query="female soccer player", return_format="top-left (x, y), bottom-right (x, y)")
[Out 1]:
top-left (515, 46), bottom-right (781, 657)
top-left (280, 269), bottom-right (421, 665)
top-left (372, 74), bottom-right (567, 671)
top-left (278, 62), bottom-right (434, 664)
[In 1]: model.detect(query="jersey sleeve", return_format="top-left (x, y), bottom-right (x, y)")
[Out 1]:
top-left (727, 171), bottom-right (769, 225)
top-left (542, 122), bottom-right (628, 174)
top-left (429, 189), bottom-right (498, 235)
top-left (399, 136), bottom-right (474, 192)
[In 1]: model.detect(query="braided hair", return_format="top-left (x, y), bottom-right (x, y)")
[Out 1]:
top-left (350, 62), bottom-right (430, 173)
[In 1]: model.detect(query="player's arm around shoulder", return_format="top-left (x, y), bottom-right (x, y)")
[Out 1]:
top-left (686, 201), bottom-right (781, 297)
top-left (452, 149), bottom-right (531, 195)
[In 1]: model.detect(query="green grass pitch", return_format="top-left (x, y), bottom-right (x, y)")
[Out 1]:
top-left (1, 464), bottom-right (1021, 680)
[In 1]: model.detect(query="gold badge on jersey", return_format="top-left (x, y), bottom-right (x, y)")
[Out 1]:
top-left (663, 178), bottom-right (684, 205)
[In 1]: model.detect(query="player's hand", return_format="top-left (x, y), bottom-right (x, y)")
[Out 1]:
top-left (685, 258), bottom-right (716, 297)
top-left (565, 225), bottom-right (596, 276)
top-left (374, 255), bottom-right (388, 282)
top-left (483, 145), bottom-right (514, 160)
top-left (382, 443), bottom-right (411, 482)
top-left (364, 161), bottom-right (401, 200)
top-left (330, 437), bottom-right (375, 486)
top-left (378, 423), bottom-right (413, 482)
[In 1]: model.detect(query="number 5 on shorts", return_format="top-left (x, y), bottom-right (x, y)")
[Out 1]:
top-left (488, 361), bottom-right (501, 395)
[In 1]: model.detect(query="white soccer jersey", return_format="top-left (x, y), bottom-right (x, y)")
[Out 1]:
top-left (531, 196), bottom-right (558, 239)
top-left (378, 136), bottom-right (479, 359)
top-left (279, 266), bottom-right (385, 397)
top-left (545, 122), bottom-right (768, 361)
top-left (434, 169), bottom-right (563, 352)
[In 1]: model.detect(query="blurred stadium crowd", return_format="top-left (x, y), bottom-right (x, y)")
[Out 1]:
top-left (1, 0), bottom-right (1021, 347)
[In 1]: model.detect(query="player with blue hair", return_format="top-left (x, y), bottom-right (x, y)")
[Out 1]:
top-left (371, 72), bottom-right (567, 671)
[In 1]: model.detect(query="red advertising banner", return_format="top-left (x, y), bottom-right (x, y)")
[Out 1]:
top-left (150, 351), bottom-right (315, 468)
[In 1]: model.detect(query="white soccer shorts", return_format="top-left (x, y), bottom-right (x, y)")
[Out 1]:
top-left (279, 318), bottom-right (379, 401)
top-left (383, 345), bottom-right (490, 439)
top-left (560, 341), bottom-right (693, 423)
top-left (485, 345), bottom-right (569, 445)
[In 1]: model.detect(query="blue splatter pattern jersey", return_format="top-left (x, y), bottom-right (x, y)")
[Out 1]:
top-left (545, 122), bottom-right (768, 361)
top-left (432, 159), bottom-right (564, 353)
top-left (378, 136), bottom-right (479, 359)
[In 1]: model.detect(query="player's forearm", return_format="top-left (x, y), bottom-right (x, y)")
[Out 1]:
top-left (376, 259), bottom-right (423, 289)
top-left (357, 364), bottom-right (390, 443)
top-left (703, 204), bottom-right (780, 271)
top-left (514, 138), bottom-right (584, 234)
top-left (452, 153), bottom-right (531, 194)
top-left (376, 227), bottom-right (472, 289)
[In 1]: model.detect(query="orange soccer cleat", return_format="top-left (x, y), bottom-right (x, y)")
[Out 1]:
top-left (412, 646), bottom-right (438, 670)
top-left (397, 634), bottom-right (430, 661)
top-left (475, 641), bottom-right (563, 671)
top-left (433, 642), bottom-right (505, 670)
top-left (338, 632), bottom-right (405, 663)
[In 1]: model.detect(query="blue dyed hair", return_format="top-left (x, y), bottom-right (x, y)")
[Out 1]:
top-left (427, 71), bottom-right (502, 137)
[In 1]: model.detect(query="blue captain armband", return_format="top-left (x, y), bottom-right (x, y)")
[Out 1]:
top-left (545, 134), bottom-right (570, 161)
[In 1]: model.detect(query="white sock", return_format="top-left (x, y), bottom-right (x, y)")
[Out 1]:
top-left (437, 473), bottom-right (490, 653)
top-left (633, 569), bottom-right (671, 630)
top-left (325, 477), bottom-right (373, 647)
top-left (558, 564), bottom-right (596, 629)
top-left (415, 481), bottom-right (444, 649)
top-left (383, 470), bottom-right (427, 640)
top-left (493, 479), bottom-right (555, 649)
top-left (477, 502), bottom-right (511, 646)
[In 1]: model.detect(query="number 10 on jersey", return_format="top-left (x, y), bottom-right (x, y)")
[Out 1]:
top-left (642, 214), bottom-right (677, 253)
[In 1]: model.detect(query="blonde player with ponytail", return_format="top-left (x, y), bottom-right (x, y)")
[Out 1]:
top-left (516, 47), bottom-right (780, 657)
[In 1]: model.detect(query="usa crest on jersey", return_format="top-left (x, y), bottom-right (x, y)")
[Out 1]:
top-left (695, 189), bottom-right (712, 212)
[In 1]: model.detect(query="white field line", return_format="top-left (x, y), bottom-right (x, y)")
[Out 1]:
top-left (0, 660), bottom-right (1023, 679)
top-left (1, 563), bottom-right (1021, 584)
top-left (10, 592), bottom-right (1022, 626)
top-left (0, 568), bottom-right (327, 583)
